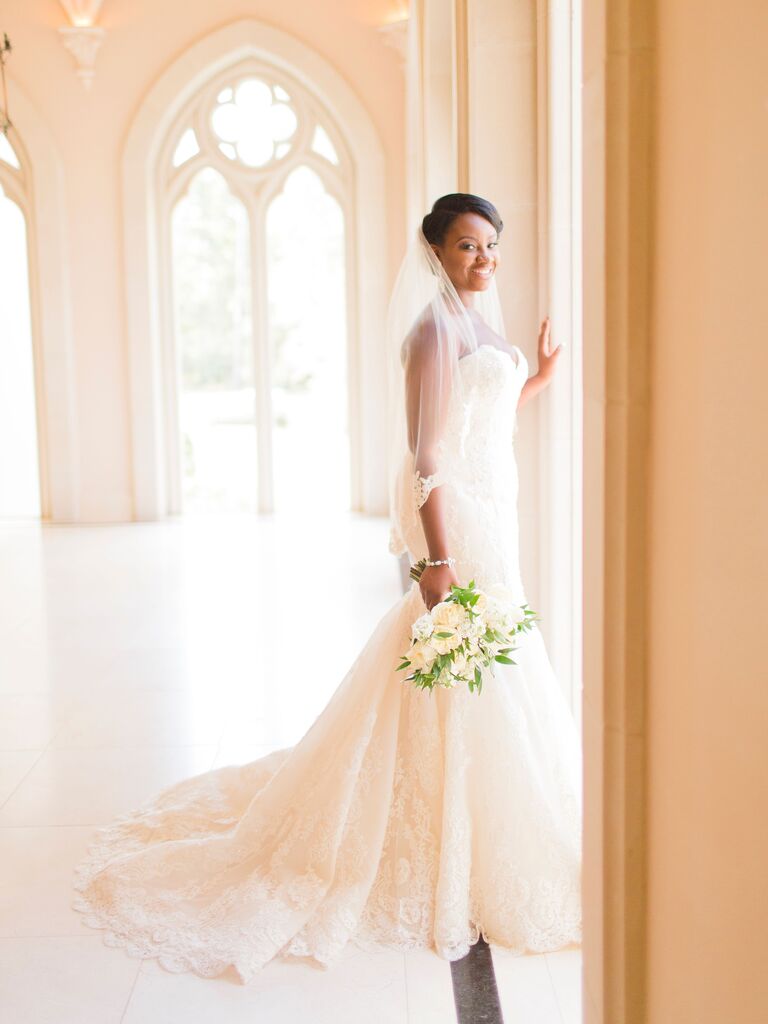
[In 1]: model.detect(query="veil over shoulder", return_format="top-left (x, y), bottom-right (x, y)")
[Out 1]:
top-left (386, 225), bottom-right (508, 558)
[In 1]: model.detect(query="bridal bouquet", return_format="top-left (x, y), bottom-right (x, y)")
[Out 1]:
top-left (396, 579), bottom-right (538, 694)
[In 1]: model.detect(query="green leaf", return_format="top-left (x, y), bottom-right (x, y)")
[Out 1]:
top-left (494, 654), bottom-right (515, 664)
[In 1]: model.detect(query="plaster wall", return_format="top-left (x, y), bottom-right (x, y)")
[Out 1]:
top-left (646, 2), bottom-right (768, 1019)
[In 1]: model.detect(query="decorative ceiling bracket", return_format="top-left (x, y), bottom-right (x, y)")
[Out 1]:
top-left (58, 0), bottom-right (105, 90)
top-left (377, 16), bottom-right (408, 66)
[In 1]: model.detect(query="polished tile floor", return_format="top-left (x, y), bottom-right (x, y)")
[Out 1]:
top-left (0, 515), bottom-right (581, 1023)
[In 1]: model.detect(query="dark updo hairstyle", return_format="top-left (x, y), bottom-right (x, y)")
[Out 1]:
top-left (421, 193), bottom-right (503, 247)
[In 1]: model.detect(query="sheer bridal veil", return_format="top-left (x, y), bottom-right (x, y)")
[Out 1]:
top-left (386, 221), bottom-right (507, 558)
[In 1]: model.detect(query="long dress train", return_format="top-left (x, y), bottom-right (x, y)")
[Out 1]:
top-left (71, 343), bottom-right (582, 983)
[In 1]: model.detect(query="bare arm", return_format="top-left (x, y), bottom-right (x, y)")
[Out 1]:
top-left (417, 487), bottom-right (459, 610)
top-left (517, 316), bottom-right (563, 411)
top-left (403, 324), bottom-right (460, 609)
top-left (418, 483), bottom-right (451, 561)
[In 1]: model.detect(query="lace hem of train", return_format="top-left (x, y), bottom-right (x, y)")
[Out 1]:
top-left (71, 711), bottom-right (582, 985)
top-left (72, 824), bottom-right (581, 984)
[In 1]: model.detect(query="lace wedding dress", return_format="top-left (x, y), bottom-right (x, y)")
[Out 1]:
top-left (72, 342), bottom-right (582, 983)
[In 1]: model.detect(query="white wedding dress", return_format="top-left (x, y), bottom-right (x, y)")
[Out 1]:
top-left (72, 342), bottom-right (582, 983)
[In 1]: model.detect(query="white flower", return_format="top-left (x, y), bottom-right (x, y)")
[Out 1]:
top-left (485, 598), bottom-right (506, 631)
top-left (485, 582), bottom-right (517, 605)
top-left (408, 641), bottom-right (437, 672)
top-left (435, 668), bottom-right (458, 688)
top-left (411, 613), bottom-right (434, 642)
top-left (430, 629), bottom-right (463, 655)
top-left (451, 651), bottom-right (469, 676)
top-left (509, 604), bottom-right (526, 625)
top-left (485, 595), bottom-right (526, 634)
top-left (400, 584), bottom-right (535, 693)
top-left (432, 601), bottom-right (466, 629)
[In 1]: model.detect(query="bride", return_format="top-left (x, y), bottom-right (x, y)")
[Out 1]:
top-left (72, 193), bottom-right (582, 983)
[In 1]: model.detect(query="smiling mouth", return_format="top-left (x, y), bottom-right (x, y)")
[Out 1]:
top-left (471, 266), bottom-right (494, 278)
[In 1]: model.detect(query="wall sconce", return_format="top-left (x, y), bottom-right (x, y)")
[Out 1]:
top-left (58, 0), bottom-right (105, 90)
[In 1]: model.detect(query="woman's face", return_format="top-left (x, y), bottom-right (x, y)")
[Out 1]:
top-left (429, 212), bottom-right (500, 299)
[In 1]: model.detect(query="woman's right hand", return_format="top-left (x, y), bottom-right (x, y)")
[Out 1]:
top-left (419, 563), bottom-right (461, 612)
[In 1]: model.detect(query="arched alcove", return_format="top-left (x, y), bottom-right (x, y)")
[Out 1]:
top-left (0, 82), bottom-right (79, 521)
top-left (123, 19), bottom-right (388, 520)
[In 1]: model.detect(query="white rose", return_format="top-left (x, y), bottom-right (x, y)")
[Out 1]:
top-left (430, 629), bottom-right (463, 655)
top-left (408, 641), bottom-right (437, 672)
top-left (432, 601), bottom-right (465, 629)
top-left (411, 613), bottom-right (434, 642)
top-left (484, 598), bottom-right (504, 630)
top-left (458, 618), bottom-right (473, 638)
top-left (485, 595), bottom-right (525, 634)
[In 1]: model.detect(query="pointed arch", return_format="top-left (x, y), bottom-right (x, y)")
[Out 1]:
top-left (0, 81), bottom-right (79, 521)
top-left (123, 19), bottom-right (387, 519)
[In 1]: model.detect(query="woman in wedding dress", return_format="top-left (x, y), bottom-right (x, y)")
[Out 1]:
top-left (72, 193), bottom-right (582, 983)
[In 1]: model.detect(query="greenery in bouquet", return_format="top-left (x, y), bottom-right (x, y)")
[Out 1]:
top-left (397, 579), bottom-right (538, 694)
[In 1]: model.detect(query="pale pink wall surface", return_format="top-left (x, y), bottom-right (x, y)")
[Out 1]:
top-left (648, 2), bottom-right (768, 1020)
top-left (3, 1), bottom-right (405, 520)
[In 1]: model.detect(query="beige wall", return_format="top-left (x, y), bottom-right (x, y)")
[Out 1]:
top-left (582, 0), bottom-right (768, 1020)
top-left (3, 1), bottom-right (405, 521)
top-left (647, 1), bottom-right (768, 1020)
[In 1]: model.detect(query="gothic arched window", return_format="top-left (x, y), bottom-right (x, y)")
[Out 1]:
top-left (162, 69), bottom-right (352, 514)
top-left (0, 131), bottom-right (41, 518)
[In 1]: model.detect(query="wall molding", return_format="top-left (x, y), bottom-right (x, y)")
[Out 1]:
top-left (581, 0), bottom-right (653, 1019)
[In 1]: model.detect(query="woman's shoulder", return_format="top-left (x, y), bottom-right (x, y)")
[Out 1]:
top-left (401, 308), bottom-right (443, 365)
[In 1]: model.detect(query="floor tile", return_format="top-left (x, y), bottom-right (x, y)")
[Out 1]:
top-left (123, 946), bottom-right (409, 1024)
top-left (493, 947), bottom-right (563, 1023)
top-left (0, 745), bottom-right (218, 826)
top-left (546, 949), bottom-right (582, 1024)
top-left (0, 825), bottom-right (99, 936)
top-left (0, 748), bottom-right (42, 806)
top-left (0, 935), bottom-right (140, 1024)
top-left (48, 689), bottom-right (229, 749)
top-left (0, 692), bottom-right (76, 749)
top-left (404, 948), bottom-right (456, 1023)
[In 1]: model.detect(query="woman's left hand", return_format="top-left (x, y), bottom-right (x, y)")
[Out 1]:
top-left (536, 316), bottom-right (563, 381)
